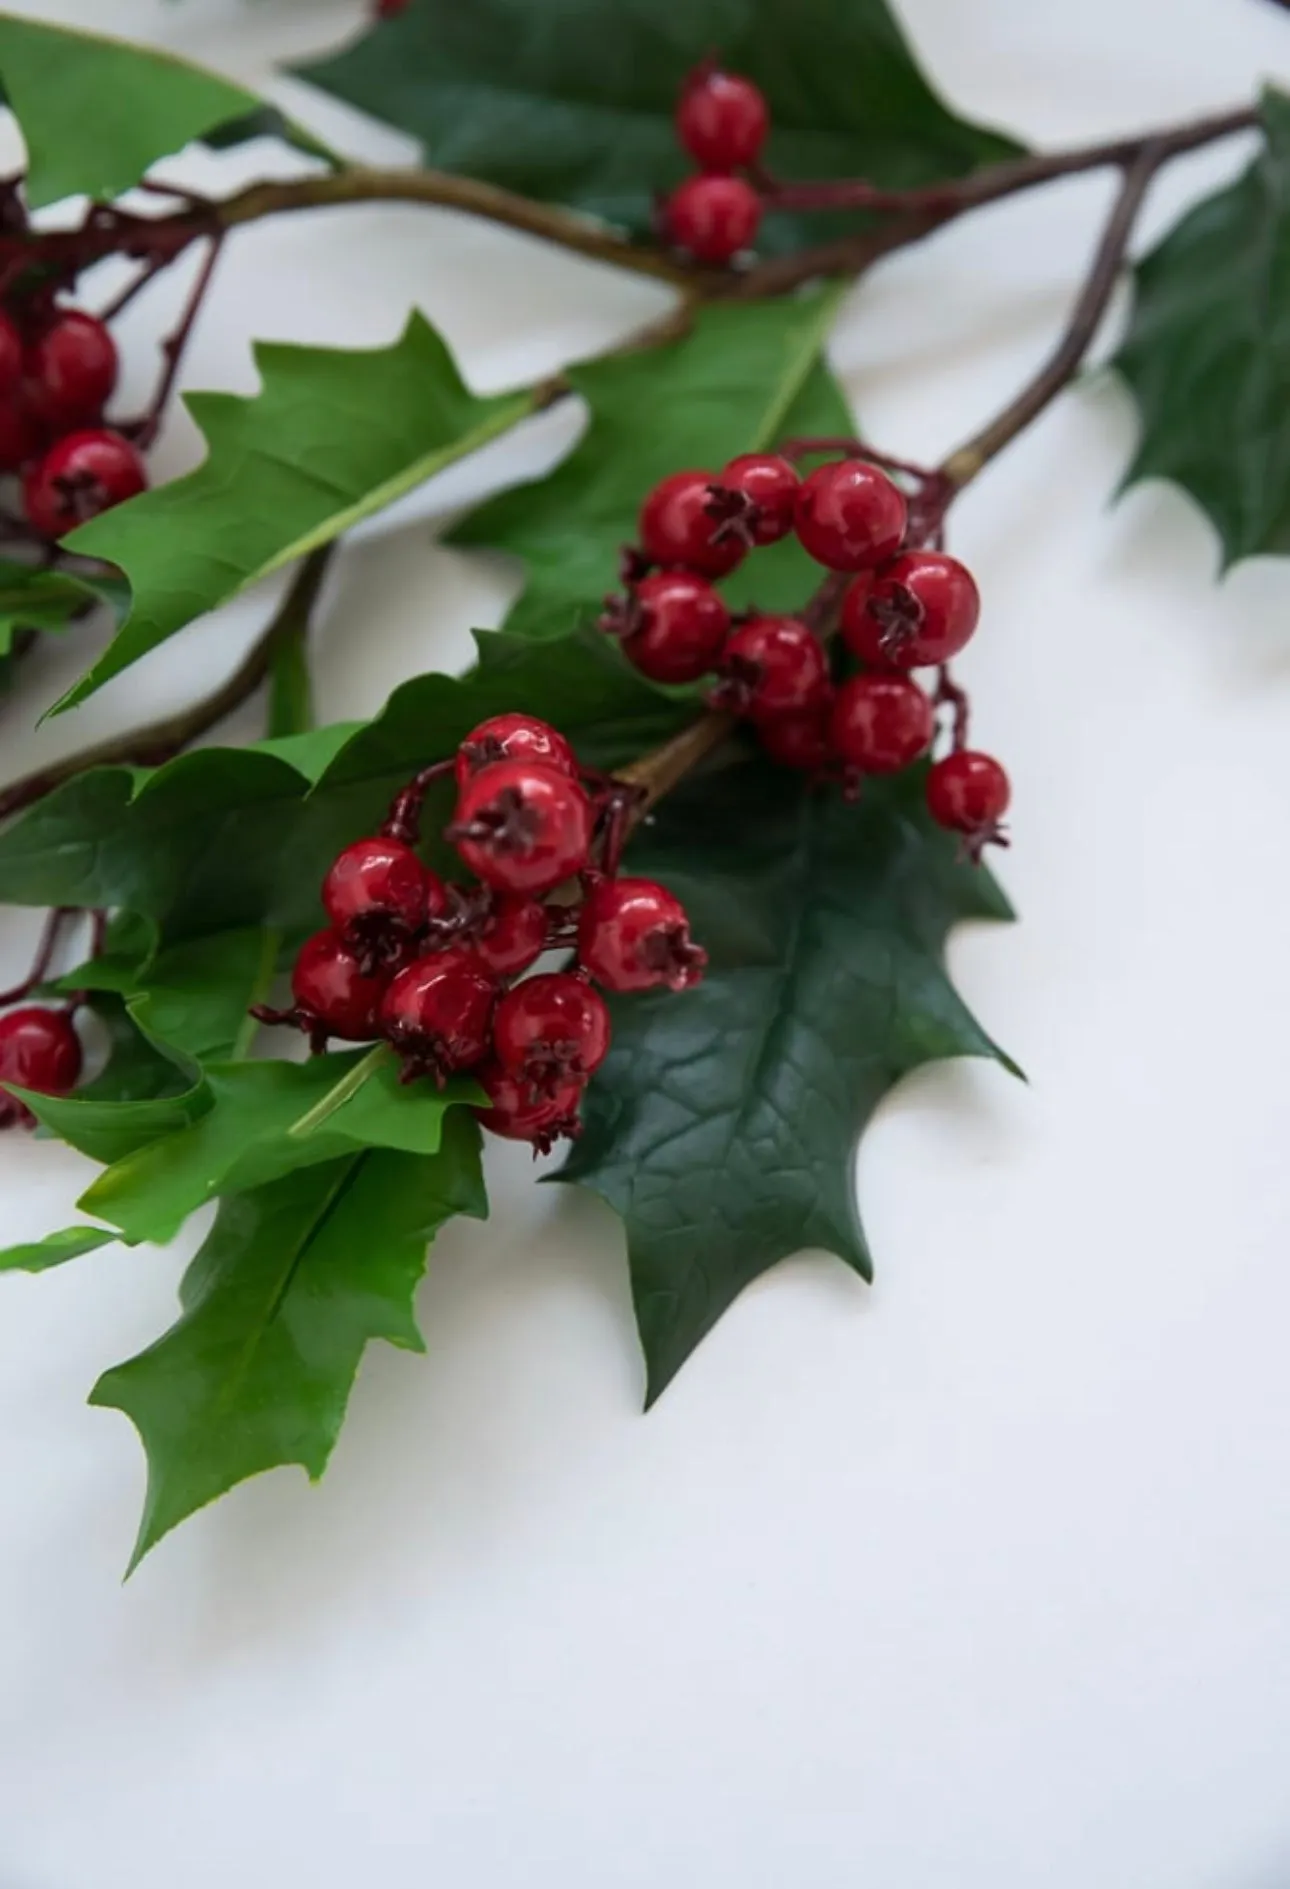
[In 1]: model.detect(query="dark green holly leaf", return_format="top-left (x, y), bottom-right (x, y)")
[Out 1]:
top-left (453, 294), bottom-right (851, 640)
top-left (56, 316), bottom-right (536, 711)
top-left (0, 14), bottom-right (270, 209)
top-left (1115, 89), bottom-right (1290, 568)
top-left (0, 1224), bottom-right (117, 1274)
top-left (130, 927), bottom-right (283, 1064)
top-left (91, 1114), bottom-right (486, 1570)
top-left (80, 1050), bottom-right (477, 1244)
top-left (0, 561), bottom-right (94, 657)
top-left (73, 995), bottom-right (197, 1111)
top-left (19, 1058), bottom-right (209, 1166)
top-left (0, 628), bottom-right (690, 942)
top-left (561, 758), bottom-right (1015, 1404)
top-left (295, 0), bottom-right (1020, 258)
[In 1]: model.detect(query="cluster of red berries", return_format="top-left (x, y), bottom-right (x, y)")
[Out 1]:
top-left (0, 1006), bottom-right (82, 1130)
top-left (661, 63), bottom-right (770, 265)
top-left (600, 452), bottom-right (1011, 856)
top-left (256, 713), bottom-right (706, 1153)
top-left (0, 300), bottom-right (147, 540)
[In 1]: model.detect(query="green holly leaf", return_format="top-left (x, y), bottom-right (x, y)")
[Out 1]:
top-left (295, 0), bottom-right (1020, 258)
top-left (1115, 89), bottom-right (1290, 568)
top-left (91, 1115), bottom-right (486, 1571)
top-left (56, 315), bottom-right (537, 711)
top-left (80, 1050), bottom-right (477, 1245)
top-left (453, 293), bottom-right (851, 640)
top-left (561, 758), bottom-right (1016, 1403)
top-left (17, 1060), bottom-right (209, 1167)
top-left (0, 13), bottom-right (281, 209)
top-left (129, 927), bottom-right (283, 1064)
top-left (0, 562), bottom-right (95, 657)
top-left (0, 1224), bottom-right (117, 1274)
top-left (73, 995), bottom-right (197, 1111)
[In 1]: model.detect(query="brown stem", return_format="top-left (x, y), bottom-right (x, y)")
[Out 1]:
top-left (0, 544), bottom-right (334, 824)
top-left (0, 904), bottom-right (72, 1005)
top-left (132, 235), bottom-right (224, 448)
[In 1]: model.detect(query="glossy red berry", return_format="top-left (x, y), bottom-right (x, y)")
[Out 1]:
top-left (794, 460), bottom-right (908, 572)
top-left (472, 892), bottom-right (550, 977)
top-left (676, 66), bottom-right (769, 172)
top-left (449, 759), bottom-right (592, 895)
top-left (0, 309), bottom-right (22, 397)
top-left (715, 615), bottom-right (830, 721)
top-left (23, 428), bottom-right (146, 539)
top-left (639, 469), bottom-right (746, 578)
top-left (831, 673), bottom-right (934, 774)
top-left (25, 310), bottom-right (118, 427)
top-left (709, 453), bottom-right (800, 546)
top-left (380, 946), bottom-right (496, 1084)
top-left (493, 972), bottom-right (611, 1097)
top-left (664, 175), bottom-right (761, 265)
top-left (608, 569), bottom-right (730, 684)
top-left (842, 551), bottom-right (981, 669)
top-left (322, 835), bottom-right (438, 974)
top-left (926, 750), bottom-right (1011, 853)
top-left (474, 1061), bottom-right (586, 1156)
top-left (0, 395), bottom-right (42, 472)
top-left (291, 930), bottom-right (388, 1047)
top-left (0, 1007), bottom-right (82, 1128)
top-left (756, 698), bottom-right (834, 773)
top-left (454, 712), bottom-right (578, 789)
top-left (578, 877), bottom-right (707, 992)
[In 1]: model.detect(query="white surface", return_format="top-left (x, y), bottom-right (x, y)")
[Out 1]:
top-left (0, 2), bottom-right (1288, 1885)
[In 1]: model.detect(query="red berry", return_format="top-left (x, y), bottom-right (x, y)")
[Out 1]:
top-left (377, 0), bottom-right (410, 14)
top-left (25, 310), bottom-right (118, 428)
top-left (756, 698), bottom-right (834, 773)
top-left (380, 946), bottom-right (496, 1084)
top-left (612, 570), bottom-right (730, 684)
top-left (474, 1060), bottom-right (586, 1156)
top-left (493, 972), bottom-right (611, 1097)
top-left (23, 428), bottom-right (146, 539)
top-left (715, 615), bottom-right (830, 721)
top-left (472, 892), bottom-right (549, 977)
top-left (639, 469), bottom-right (746, 578)
top-left (926, 750), bottom-right (1011, 850)
top-left (0, 395), bottom-right (42, 472)
top-left (676, 66), bottom-right (769, 172)
top-left (0, 309), bottom-right (22, 397)
top-left (455, 712), bottom-right (578, 789)
top-left (322, 835), bottom-right (437, 974)
top-left (578, 877), bottom-right (707, 992)
top-left (0, 1007), bottom-right (82, 1128)
top-left (831, 674), bottom-right (934, 774)
top-left (664, 175), bottom-right (761, 265)
top-left (842, 551), bottom-right (981, 669)
top-left (291, 930), bottom-right (388, 1046)
top-left (709, 452), bottom-right (800, 546)
top-left (449, 759), bottom-right (592, 895)
top-left (794, 460), bottom-right (907, 572)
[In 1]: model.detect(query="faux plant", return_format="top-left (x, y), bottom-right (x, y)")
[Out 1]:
top-left (0, 2), bottom-right (1276, 1568)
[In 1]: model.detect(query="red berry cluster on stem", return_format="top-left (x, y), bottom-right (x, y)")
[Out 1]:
top-left (253, 714), bottom-right (707, 1155)
top-left (662, 63), bottom-right (769, 264)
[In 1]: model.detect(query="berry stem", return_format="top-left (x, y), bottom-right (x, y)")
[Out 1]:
top-left (131, 234), bottom-right (224, 449)
top-left (0, 904), bottom-right (74, 1005)
top-left (934, 666), bottom-right (971, 752)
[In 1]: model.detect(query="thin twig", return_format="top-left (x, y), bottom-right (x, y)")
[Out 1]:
top-left (133, 235), bottom-right (224, 448)
top-left (0, 905), bottom-right (72, 1004)
top-left (0, 545), bottom-right (334, 824)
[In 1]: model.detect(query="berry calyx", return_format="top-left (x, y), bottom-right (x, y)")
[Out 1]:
top-left (471, 892), bottom-right (550, 977)
top-left (794, 459), bottom-right (908, 572)
top-left (602, 569), bottom-right (731, 683)
top-left (639, 468), bottom-right (746, 578)
top-left (707, 453), bottom-right (800, 547)
top-left (0, 309), bottom-right (22, 397)
top-left (288, 929), bottom-right (389, 1052)
top-left (23, 428), bottom-right (146, 539)
top-left (756, 698), bottom-right (834, 773)
top-left (380, 947), bottom-right (497, 1085)
top-left (448, 759), bottom-right (593, 895)
top-left (578, 877), bottom-right (707, 992)
top-left (663, 175), bottom-right (762, 265)
top-left (494, 972), bottom-right (611, 1098)
top-left (841, 551), bottom-right (981, 668)
top-left (926, 750), bottom-right (1011, 859)
top-left (454, 712), bottom-right (578, 789)
top-left (675, 65), bottom-right (769, 172)
top-left (712, 615), bottom-right (830, 721)
top-left (322, 835), bottom-right (437, 974)
top-left (474, 1061), bottom-right (586, 1156)
top-left (831, 673), bottom-right (934, 774)
top-left (0, 1007), bottom-right (82, 1128)
top-left (25, 310), bottom-right (118, 428)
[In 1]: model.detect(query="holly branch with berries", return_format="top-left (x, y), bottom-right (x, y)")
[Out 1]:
top-left (0, 3), bottom-right (1276, 1567)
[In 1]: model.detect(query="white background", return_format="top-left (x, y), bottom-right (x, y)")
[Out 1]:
top-left (0, 1), bottom-right (1288, 1885)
